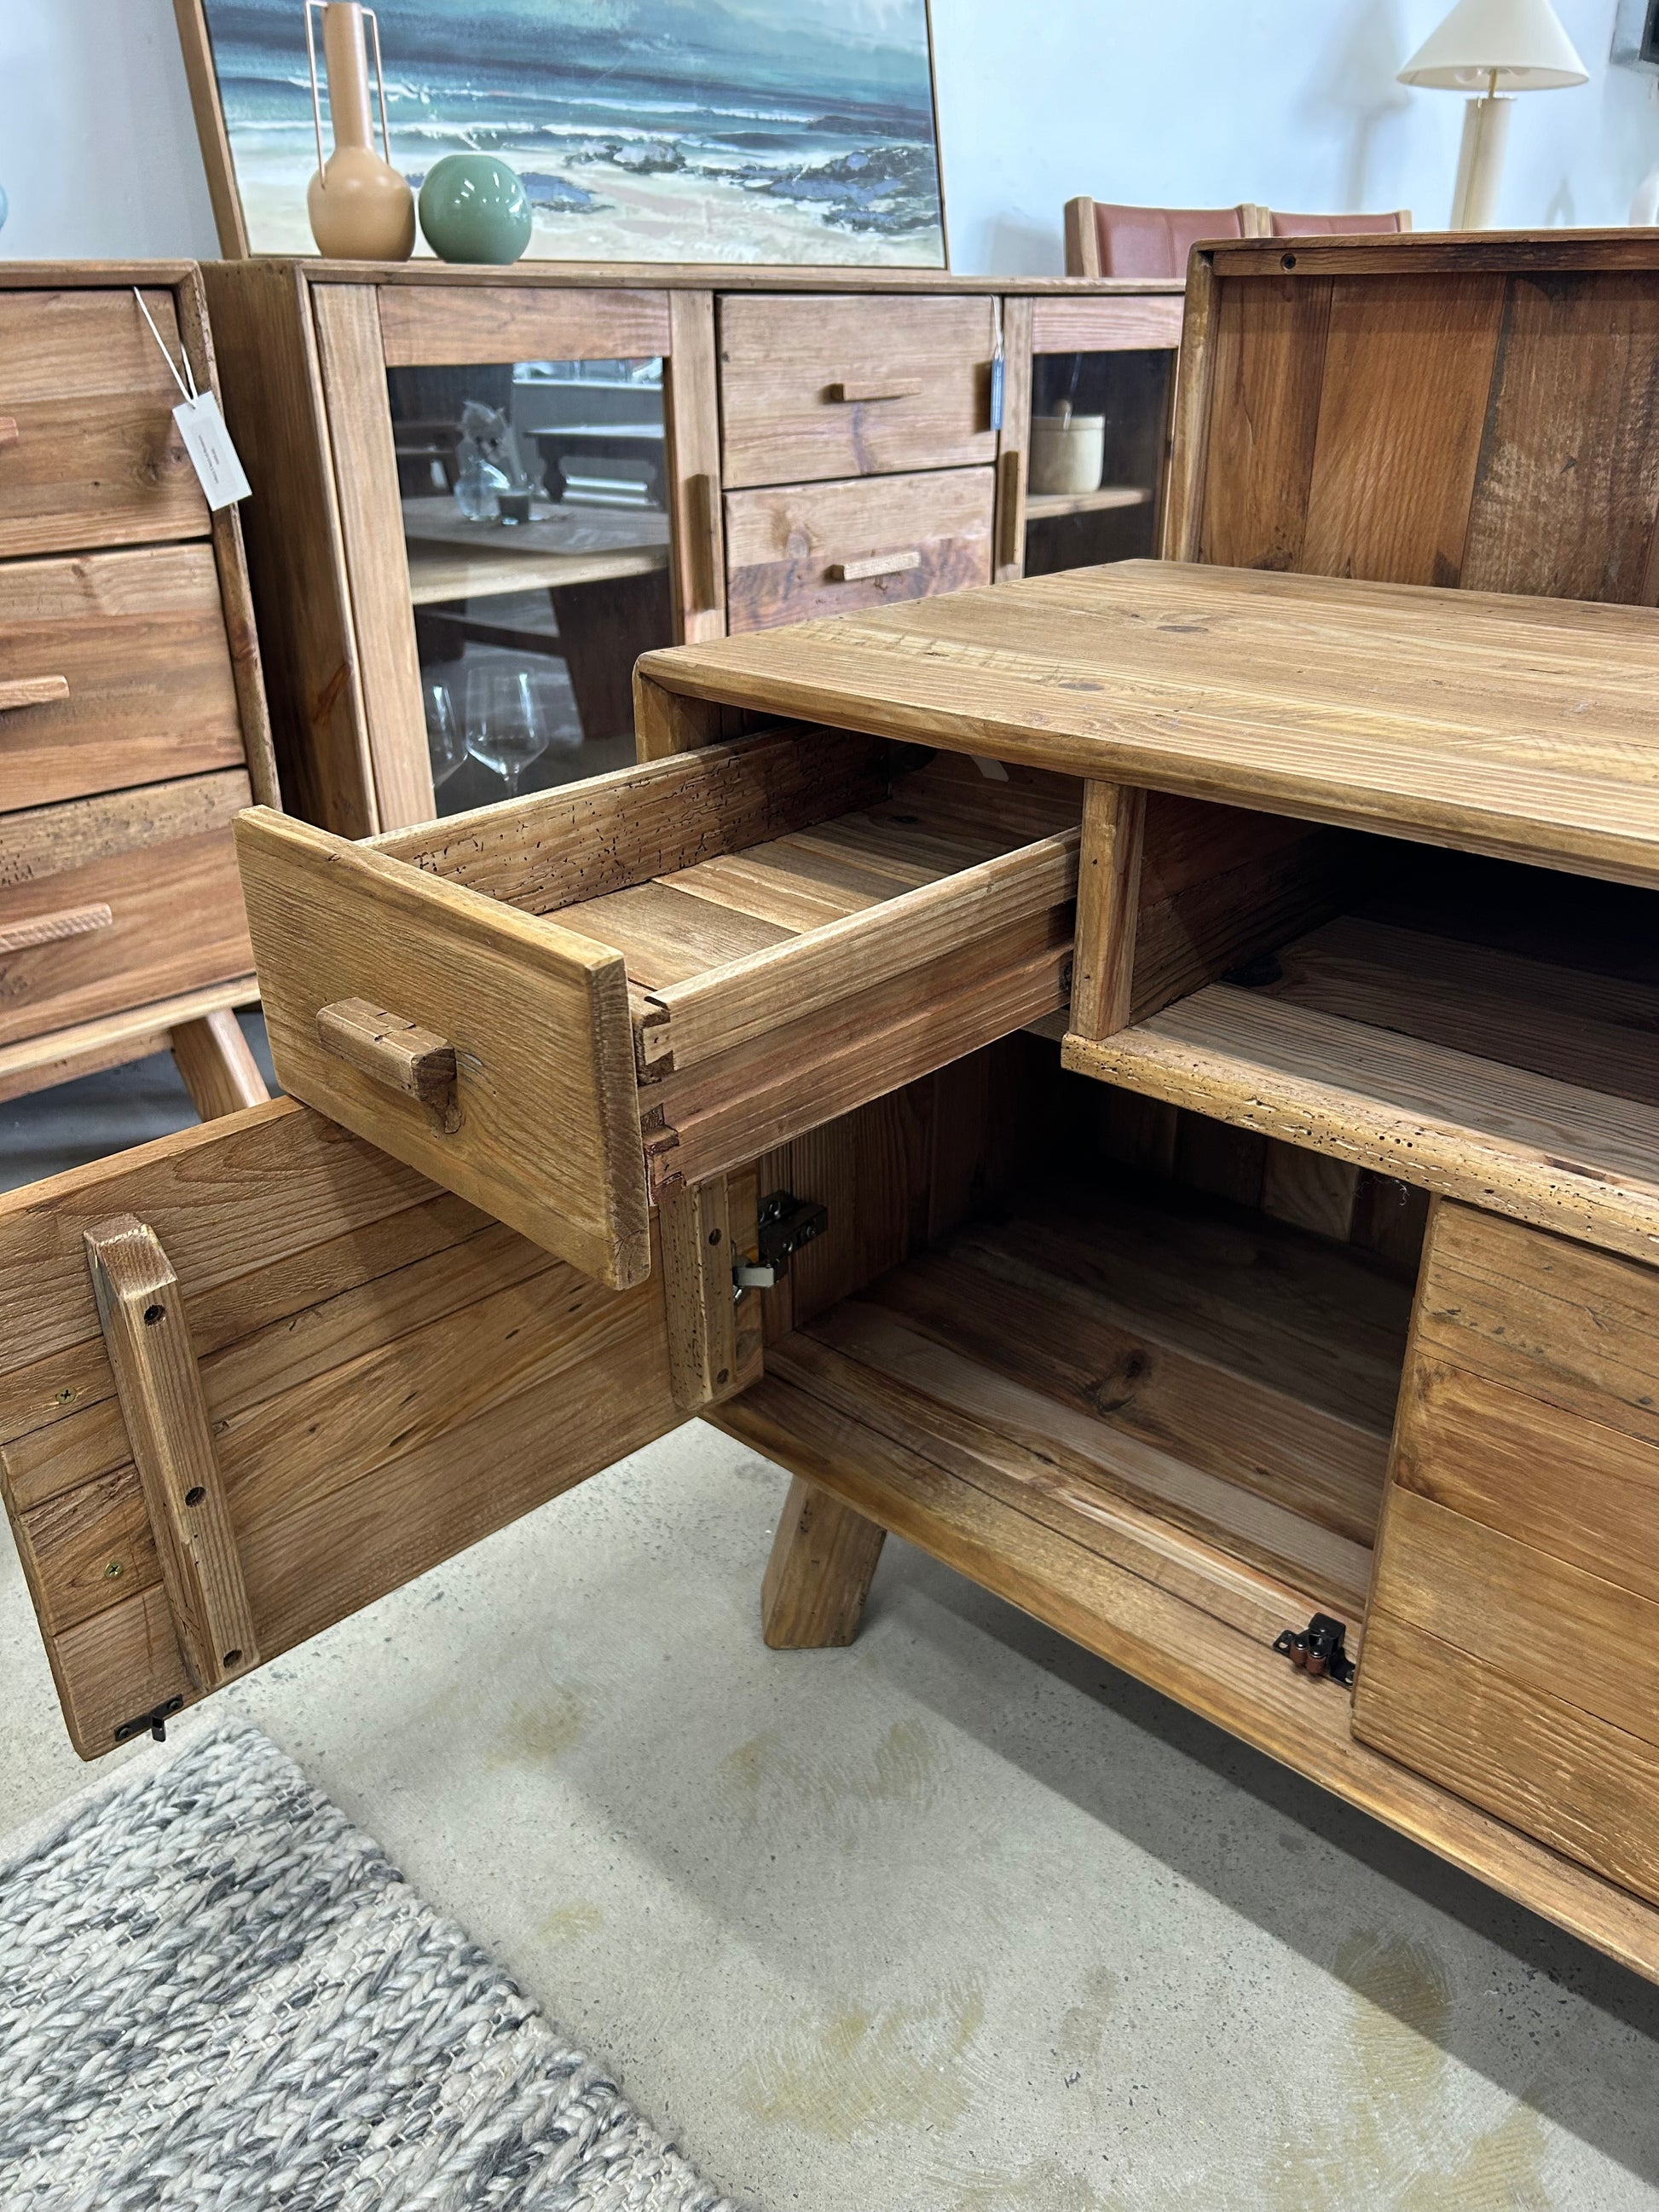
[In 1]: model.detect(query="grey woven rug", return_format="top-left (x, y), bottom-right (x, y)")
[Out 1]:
top-left (0, 1720), bottom-right (739, 2211)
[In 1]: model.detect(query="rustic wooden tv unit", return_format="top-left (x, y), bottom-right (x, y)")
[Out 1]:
top-left (7, 231), bottom-right (1659, 1986)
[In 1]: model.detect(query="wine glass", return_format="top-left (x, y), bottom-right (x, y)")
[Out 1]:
top-left (465, 666), bottom-right (549, 799)
top-left (423, 679), bottom-right (465, 786)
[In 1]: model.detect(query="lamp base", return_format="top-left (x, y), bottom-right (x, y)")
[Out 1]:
top-left (1450, 94), bottom-right (1512, 229)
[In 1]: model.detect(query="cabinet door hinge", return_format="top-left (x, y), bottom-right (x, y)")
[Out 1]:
top-left (732, 1190), bottom-right (830, 1291)
top-left (1273, 1613), bottom-right (1356, 1687)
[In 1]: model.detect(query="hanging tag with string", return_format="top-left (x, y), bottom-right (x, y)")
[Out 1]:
top-left (132, 288), bottom-right (251, 510)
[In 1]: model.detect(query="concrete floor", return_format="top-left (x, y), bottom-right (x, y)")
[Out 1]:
top-left (5, 1054), bottom-right (1659, 2209)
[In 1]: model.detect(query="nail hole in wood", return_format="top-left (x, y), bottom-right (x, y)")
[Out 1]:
top-left (222, 1649), bottom-right (242, 1667)
top-left (716, 1368), bottom-right (730, 1386)
top-left (143, 1302), bottom-right (165, 1325)
top-left (1281, 252), bottom-right (1297, 269)
top-left (708, 1227), bottom-right (722, 1245)
top-left (184, 1485), bottom-right (206, 1507)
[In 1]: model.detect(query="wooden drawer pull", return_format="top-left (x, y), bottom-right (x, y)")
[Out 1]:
top-left (318, 995), bottom-right (459, 1109)
top-left (0, 416), bottom-right (18, 449)
top-left (0, 902), bottom-right (113, 956)
top-left (0, 674), bottom-right (70, 712)
top-left (827, 378), bottom-right (922, 403)
top-left (829, 550), bottom-right (922, 583)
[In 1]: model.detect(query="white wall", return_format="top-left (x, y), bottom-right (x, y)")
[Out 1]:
top-left (0, 0), bottom-right (1651, 269)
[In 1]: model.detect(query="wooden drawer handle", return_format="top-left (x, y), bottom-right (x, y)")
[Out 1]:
top-left (318, 996), bottom-right (459, 1110)
top-left (0, 902), bottom-right (113, 956)
top-left (0, 675), bottom-right (70, 712)
top-left (827, 378), bottom-right (922, 402)
top-left (829, 550), bottom-right (922, 583)
top-left (0, 417), bottom-right (18, 449)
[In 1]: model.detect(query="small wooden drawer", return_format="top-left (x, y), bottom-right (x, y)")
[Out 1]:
top-left (235, 733), bottom-right (1080, 1291)
top-left (725, 467), bottom-right (995, 633)
top-left (1355, 1202), bottom-right (1659, 1905)
top-left (0, 289), bottom-right (211, 559)
top-left (0, 546), bottom-right (248, 813)
top-left (0, 773), bottom-right (256, 1047)
top-left (720, 295), bottom-right (1000, 489)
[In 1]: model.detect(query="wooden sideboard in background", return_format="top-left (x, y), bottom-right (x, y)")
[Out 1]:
top-left (0, 265), bottom-right (277, 1115)
top-left (199, 262), bottom-right (1184, 838)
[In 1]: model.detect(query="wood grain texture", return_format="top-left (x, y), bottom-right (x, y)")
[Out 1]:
top-left (1070, 783), bottom-right (1145, 1041)
top-left (658, 1175), bottom-right (760, 1410)
top-left (0, 1094), bottom-right (682, 1754)
top-left (0, 772), bottom-right (251, 892)
top-left (1064, 986), bottom-right (1659, 1267)
top-left (724, 468), bottom-right (994, 632)
top-left (0, 287), bottom-right (210, 557)
top-left (0, 905), bottom-right (111, 955)
top-left (0, 978), bottom-right (255, 1102)
top-left (0, 546), bottom-right (247, 811)
top-left (634, 563), bottom-right (1659, 888)
top-left (311, 286), bottom-right (433, 831)
top-left (719, 294), bottom-right (999, 488)
top-left (83, 1215), bottom-right (258, 1693)
top-left (994, 295), bottom-right (1033, 582)
top-left (664, 290), bottom-right (725, 644)
top-left (760, 1476), bottom-right (887, 1648)
top-left (316, 998), bottom-right (457, 1111)
top-left (170, 1009), bottom-right (269, 1121)
top-left (1030, 295), bottom-right (1185, 353)
top-left (171, 0), bottom-right (250, 257)
top-left (1299, 274), bottom-right (1505, 586)
top-left (377, 286), bottom-right (671, 368)
top-left (1196, 274), bottom-right (1332, 570)
top-left (234, 808), bottom-right (650, 1288)
top-left (0, 826), bottom-right (253, 1050)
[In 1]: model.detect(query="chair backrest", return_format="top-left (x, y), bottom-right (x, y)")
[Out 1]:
top-left (1267, 209), bottom-right (1412, 237)
top-left (1064, 198), bottom-right (1254, 280)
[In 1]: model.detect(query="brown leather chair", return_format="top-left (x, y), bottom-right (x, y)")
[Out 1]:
top-left (1267, 208), bottom-right (1412, 236)
top-left (1063, 199), bottom-right (1254, 279)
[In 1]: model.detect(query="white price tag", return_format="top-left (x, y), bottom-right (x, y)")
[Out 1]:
top-left (132, 286), bottom-right (251, 511)
top-left (173, 393), bottom-right (251, 511)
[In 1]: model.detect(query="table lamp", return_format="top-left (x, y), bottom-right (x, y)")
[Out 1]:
top-left (1398, 0), bottom-right (1588, 228)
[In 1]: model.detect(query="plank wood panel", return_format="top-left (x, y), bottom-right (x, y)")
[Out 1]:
top-left (1030, 295), bottom-right (1186, 354)
top-left (720, 294), bottom-right (999, 488)
top-left (1393, 1356), bottom-right (1659, 1610)
top-left (0, 827), bottom-right (253, 1048)
top-left (1299, 274), bottom-right (1506, 586)
top-left (377, 286), bottom-right (671, 368)
top-left (1355, 1609), bottom-right (1659, 1914)
top-left (311, 285), bottom-right (433, 831)
top-left (555, 880), bottom-right (792, 990)
top-left (0, 289), bottom-right (210, 557)
top-left (1196, 274), bottom-right (1332, 573)
top-left (1461, 272), bottom-right (1659, 603)
top-left (1414, 1203), bottom-right (1659, 1451)
top-left (853, 1236), bottom-right (1390, 1545)
top-left (0, 772), bottom-right (251, 892)
top-left (1260, 913), bottom-right (1659, 1103)
top-left (725, 467), bottom-right (994, 632)
top-left (634, 563), bottom-right (1659, 888)
top-left (664, 290), bottom-right (725, 644)
top-left (994, 295), bottom-right (1033, 582)
top-left (0, 546), bottom-right (246, 811)
top-left (373, 727), bottom-right (889, 912)
top-left (1065, 986), bottom-right (1659, 1266)
top-left (710, 1358), bottom-right (1659, 1986)
top-left (0, 978), bottom-right (255, 1102)
top-left (235, 808), bottom-right (650, 1290)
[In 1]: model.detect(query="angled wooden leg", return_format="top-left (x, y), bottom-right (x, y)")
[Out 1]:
top-left (171, 1008), bottom-right (270, 1121)
top-left (761, 1476), bottom-right (887, 1649)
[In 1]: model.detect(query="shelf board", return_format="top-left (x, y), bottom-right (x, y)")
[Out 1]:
top-left (1025, 484), bottom-right (1153, 522)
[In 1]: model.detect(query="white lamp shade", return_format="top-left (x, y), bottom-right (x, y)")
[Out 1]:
top-left (1397, 0), bottom-right (1589, 89)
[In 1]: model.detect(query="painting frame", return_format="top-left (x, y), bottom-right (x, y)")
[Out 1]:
top-left (171, 0), bottom-right (950, 269)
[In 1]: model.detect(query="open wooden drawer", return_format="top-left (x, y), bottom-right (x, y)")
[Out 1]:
top-left (234, 731), bottom-right (1080, 1288)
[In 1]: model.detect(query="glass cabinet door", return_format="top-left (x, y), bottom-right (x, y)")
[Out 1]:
top-left (387, 355), bottom-right (673, 815)
top-left (1022, 347), bottom-right (1174, 579)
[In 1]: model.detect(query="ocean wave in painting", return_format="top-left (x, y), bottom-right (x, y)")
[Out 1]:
top-left (200, 0), bottom-right (946, 263)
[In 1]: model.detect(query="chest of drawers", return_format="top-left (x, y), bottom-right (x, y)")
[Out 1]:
top-left (0, 266), bottom-right (276, 1114)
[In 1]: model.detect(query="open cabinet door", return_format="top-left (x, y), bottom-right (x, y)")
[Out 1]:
top-left (0, 1098), bottom-right (688, 1758)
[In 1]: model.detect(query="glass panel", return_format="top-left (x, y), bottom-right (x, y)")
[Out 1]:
top-left (387, 357), bottom-right (673, 813)
top-left (1024, 349), bottom-right (1173, 580)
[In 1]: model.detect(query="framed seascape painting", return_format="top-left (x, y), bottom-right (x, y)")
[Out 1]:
top-left (174, 0), bottom-right (948, 266)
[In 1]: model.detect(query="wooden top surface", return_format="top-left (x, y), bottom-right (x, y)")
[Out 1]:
top-left (270, 260), bottom-right (1182, 297)
top-left (638, 562), bottom-right (1659, 888)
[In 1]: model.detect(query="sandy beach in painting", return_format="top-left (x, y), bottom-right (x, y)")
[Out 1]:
top-left (203, 0), bottom-right (946, 266)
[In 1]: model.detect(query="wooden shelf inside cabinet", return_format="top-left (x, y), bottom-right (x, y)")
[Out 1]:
top-left (1066, 870), bottom-right (1659, 1267)
top-left (1025, 485), bottom-right (1153, 523)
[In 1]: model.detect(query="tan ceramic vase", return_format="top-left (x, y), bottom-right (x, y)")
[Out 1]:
top-left (307, 3), bottom-right (415, 260)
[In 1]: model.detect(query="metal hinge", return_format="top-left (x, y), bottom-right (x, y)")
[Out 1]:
top-left (114, 1695), bottom-right (185, 1746)
top-left (733, 1190), bottom-right (830, 1291)
top-left (1272, 1614), bottom-right (1356, 1688)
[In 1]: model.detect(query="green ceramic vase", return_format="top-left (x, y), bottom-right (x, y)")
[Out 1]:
top-left (418, 155), bottom-right (533, 265)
